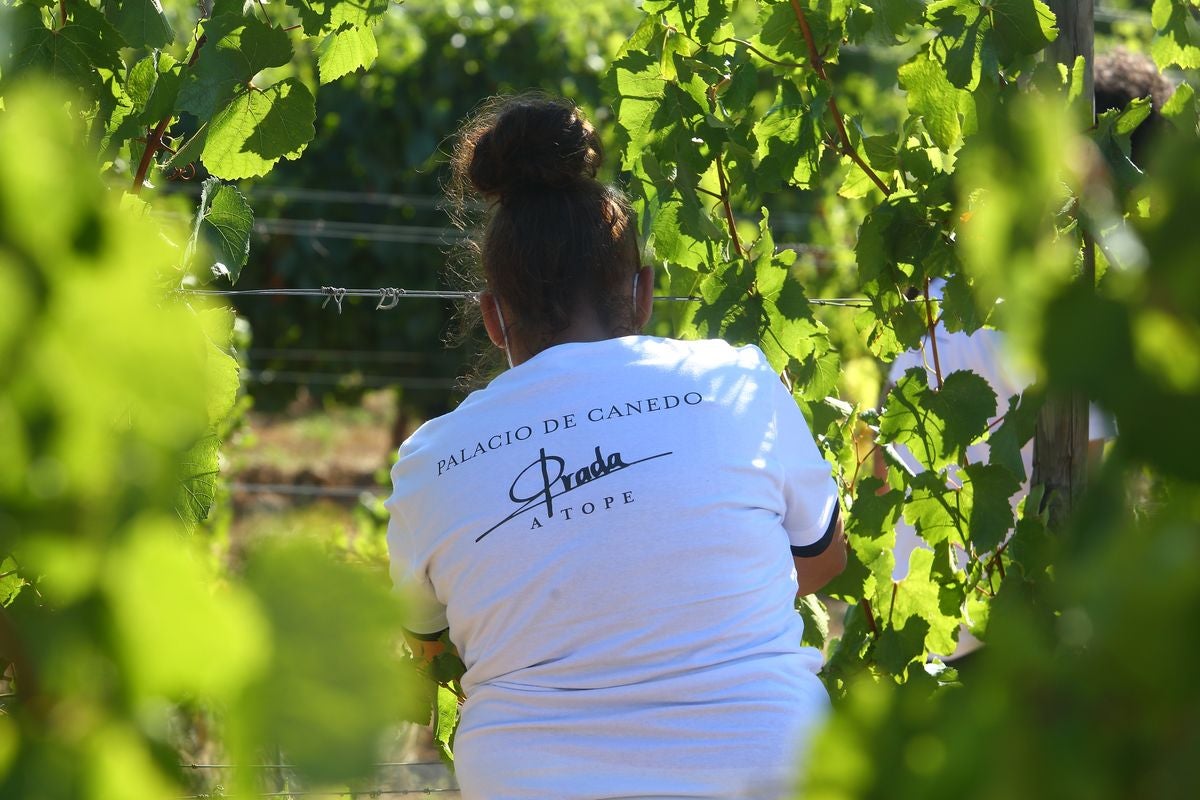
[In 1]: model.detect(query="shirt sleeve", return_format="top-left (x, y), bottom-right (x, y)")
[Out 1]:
top-left (768, 369), bottom-right (840, 556)
top-left (385, 497), bottom-right (449, 638)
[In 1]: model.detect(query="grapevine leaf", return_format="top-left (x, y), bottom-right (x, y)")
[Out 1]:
top-left (863, 0), bottom-right (925, 40)
top-left (0, 556), bottom-right (26, 607)
top-left (176, 12), bottom-right (293, 120)
top-left (125, 55), bottom-right (158, 113)
top-left (826, 477), bottom-right (901, 600)
top-left (4, 3), bottom-right (124, 96)
top-left (283, 0), bottom-right (390, 36)
top-left (937, 369), bottom-right (998, 454)
top-left (904, 470), bottom-right (963, 548)
top-left (988, 391), bottom-right (1041, 483)
top-left (927, 0), bottom-right (1057, 89)
top-left (1091, 99), bottom-right (1153, 194)
top-left (753, 0), bottom-right (810, 63)
top-left (316, 22), bottom-right (379, 84)
top-left (892, 547), bottom-right (963, 657)
top-left (962, 463), bottom-right (1020, 552)
top-left (205, 335), bottom-right (240, 427)
top-left (797, 594), bottom-right (831, 651)
top-left (105, 524), bottom-right (267, 696)
top-left (429, 651), bottom-right (467, 685)
top-left (142, 52), bottom-right (183, 124)
top-left (190, 177), bottom-right (254, 284)
top-left (433, 684), bottom-right (460, 764)
top-left (879, 367), bottom-right (995, 471)
top-left (642, 0), bottom-right (731, 41)
top-left (940, 271), bottom-right (986, 334)
top-left (237, 541), bottom-right (422, 782)
top-left (177, 432), bottom-right (222, 529)
top-left (1151, 0), bottom-right (1200, 69)
top-left (202, 79), bottom-right (317, 180)
top-left (605, 49), bottom-right (667, 167)
top-left (104, 0), bottom-right (175, 50)
top-left (898, 49), bottom-right (969, 151)
top-left (874, 615), bottom-right (930, 674)
top-left (754, 80), bottom-right (822, 191)
top-left (1162, 81), bottom-right (1198, 135)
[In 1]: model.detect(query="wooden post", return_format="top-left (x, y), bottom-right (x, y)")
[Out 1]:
top-left (1031, 1), bottom-right (1095, 530)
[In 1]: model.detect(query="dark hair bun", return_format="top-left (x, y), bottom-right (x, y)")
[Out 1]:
top-left (466, 96), bottom-right (603, 200)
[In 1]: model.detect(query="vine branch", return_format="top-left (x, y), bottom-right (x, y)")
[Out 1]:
top-left (788, 0), bottom-right (892, 197)
top-left (923, 277), bottom-right (944, 390)
top-left (715, 155), bottom-right (746, 259)
top-left (860, 598), bottom-right (879, 638)
top-left (714, 37), bottom-right (805, 70)
top-left (131, 31), bottom-right (209, 194)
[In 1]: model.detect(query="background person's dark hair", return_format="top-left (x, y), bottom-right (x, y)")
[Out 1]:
top-left (447, 93), bottom-right (640, 360)
top-left (1094, 48), bottom-right (1175, 169)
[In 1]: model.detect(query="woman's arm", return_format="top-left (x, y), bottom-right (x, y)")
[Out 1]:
top-left (794, 512), bottom-right (847, 597)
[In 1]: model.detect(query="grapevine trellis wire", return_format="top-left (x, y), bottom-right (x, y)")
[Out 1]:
top-left (179, 286), bottom-right (877, 311)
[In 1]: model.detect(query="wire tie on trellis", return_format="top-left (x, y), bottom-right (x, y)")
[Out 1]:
top-left (320, 285), bottom-right (346, 314)
top-left (375, 287), bottom-right (404, 310)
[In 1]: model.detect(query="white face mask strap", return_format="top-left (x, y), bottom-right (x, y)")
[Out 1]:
top-left (494, 296), bottom-right (515, 369)
top-left (632, 271), bottom-right (640, 320)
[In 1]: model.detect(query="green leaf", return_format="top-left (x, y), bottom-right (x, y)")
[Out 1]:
top-left (863, 0), bottom-right (925, 41)
top-left (937, 369), bottom-right (998, 454)
top-left (202, 79), bottom-right (317, 180)
top-left (961, 463), bottom-right (1020, 552)
top-left (753, 81), bottom-right (822, 191)
top-left (1091, 99), bottom-right (1153, 193)
top-left (605, 48), bottom-right (667, 168)
top-left (4, 3), bottom-right (124, 96)
top-left (316, 22), bottom-right (379, 84)
top-left (206, 345), bottom-right (240, 435)
top-left (104, 0), bottom-right (175, 50)
top-left (176, 12), bottom-right (293, 119)
top-left (899, 49), bottom-right (969, 151)
top-left (190, 177), bottom-right (254, 284)
top-left (0, 556), bottom-right (26, 607)
top-left (1162, 80), bottom-right (1198, 135)
top-left (926, 0), bottom-right (1057, 89)
top-left (105, 522), bottom-right (269, 698)
top-left (642, 0), bottom-right (731, 41)
top-left (235, 540), bottom-right (422, 783)
top-left (879, 367), bottom-right (997, 471)
top-left (142, 52), bottom-right (183, 123)
top-left (433, 683), bottom-right (460, 764)
top-left (874, 615), bottom-right (930, 674)
top-left (1151, 0), bottom-right (1200, 69)
top-left (178, 432), bottom-right (221, 529)
top-left (988, 391), bottom-right (1041, 483)
top-left (797, 594), bottom-right (831, 651)
top-left (890, 547), bottom-right (964, 657)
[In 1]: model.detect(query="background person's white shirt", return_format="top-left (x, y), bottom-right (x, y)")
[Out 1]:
top-left (888, 319), bottom-right (1114, 583)
top-left (386, 335), bottom-right (838, 799)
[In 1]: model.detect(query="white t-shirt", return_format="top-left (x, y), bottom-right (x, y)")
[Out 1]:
top-left (888, 324), bottom-right (1114, 581)
top-left (386, 335), bottom-right (839, 800)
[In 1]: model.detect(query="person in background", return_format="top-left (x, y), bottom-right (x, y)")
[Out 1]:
top-left (885, 48), bottom-right (1172, 653)
top-left (385, 94), bottom-right (846, 800)
top-left (1094, 47), bottom-right (1175, 169)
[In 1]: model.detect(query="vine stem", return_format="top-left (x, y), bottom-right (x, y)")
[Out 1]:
top-left (787, 0), bottom-right (891, 197)
top-left (715, 155), bottom-right (747, 259)
top-left (714, 37), bottom-right (805, 69)
top-left (860, 599), bottom-right (879, 637)
top-left (58, 0), bottom-right (66, 29)
top-left (131, 32), bottom-right (209, 194)
top-left (923, 277), bottom-right (944, 390)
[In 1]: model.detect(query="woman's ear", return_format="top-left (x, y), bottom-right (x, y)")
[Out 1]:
top-left (480, 291), bottom-right (506, 349)
top-left (634, 265), bottom-right (654, 330)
